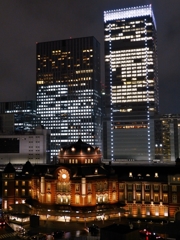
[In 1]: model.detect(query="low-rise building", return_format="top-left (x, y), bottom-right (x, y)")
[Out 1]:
top-left (0, 126), bottom-right (50, 165)
top-left (2, 139), bottom-right (180, 223)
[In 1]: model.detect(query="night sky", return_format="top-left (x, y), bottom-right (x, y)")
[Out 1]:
top-left (0, 0), bottom-right (180, 114)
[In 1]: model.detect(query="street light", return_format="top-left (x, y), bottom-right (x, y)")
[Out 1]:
top-left (118, 212), bottom-right (121, 222)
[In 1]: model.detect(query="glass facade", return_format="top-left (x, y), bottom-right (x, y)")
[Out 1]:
top-left (0, 101), bottom-right (40, 133)
top-left (36, 37), bottom-right (101, 161)
top-left (103, 5), bottom-right (159, 161)
top-left (155, 114), bottom-right (180, 162)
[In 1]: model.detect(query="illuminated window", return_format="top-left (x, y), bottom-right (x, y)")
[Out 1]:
top-left (112, 182), bottom-right (116, 190)
top-left (4, 189), bottom-right (7, 197)
top-left (112, 192), bottom-right (116, 201)
top-left (57, 182), bottom-right (61, 191)
top-left (163, 194), bottom-right (168, 203)
top-left (127, 184), bottom-right (132, 190)
top-left (22, 189), bottom-right (25, 196)
top-left (172, 194), bottom-right (177, 203)
top-left (22, 181), bottom-right (25, 186)
top-left (47, 193), bottom-right (51, 203)
top-left (97, 195), bottom-right (103, 203)
top-left (154, 194), bottom-right (159, 202)
top-left (136, 184), bottom-right (141, 190)
top-left (4, 181), bottom-right (7, 186)
top-left (163, 184), bottom-right (168, 191)
top-left (172, 185), bottom-right (177, 192)
top-left (119, 183), bottom-right (124, 190)
top-left (145, 184), bottom-right (150, 191)
top-left (75, 194), bottom-right (80, 204)
top-left (104, 182), bottom-right (108, 190)
top-left (103, 194), bottom-right (108, 202)
top-left (87, 194), bottom-right (92, 204)
top-left (119, 192), bottom-right (124, 201)
top-left (75, 184), bottom-right (80, 192)
top-left (128, 192), bottom-right (133, 201)
top-left (154, 184), bottom-right (159, 191)
top-left (145, 193), bottom-right (150, 202)
top-left (29, 189), bottom-right (31, 196)
top-left (46, 183), bottom-right (51, 191)
top-left (87, 184), bottom-right (91, 192)
top-left (15, 189), bottom-right (18, 196)
top-left (15, 181), bottom-right (18, 186)
top-left (136, 193), bottom-right (141, 202)
top-left (56, 194), bottom-right (61, 204)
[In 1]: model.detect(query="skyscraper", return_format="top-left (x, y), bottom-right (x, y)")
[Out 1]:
top-left (103, 5), bottom-right (159, 161)
top-left (0, 101), bottom-right (40, 133)
top-left (154, 114), bottom-right (180, 162)
top-left (36, 37), bottom-right (101, 161)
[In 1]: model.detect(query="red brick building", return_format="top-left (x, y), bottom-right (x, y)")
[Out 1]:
top-left (2, 139), bottom-right (180, 223)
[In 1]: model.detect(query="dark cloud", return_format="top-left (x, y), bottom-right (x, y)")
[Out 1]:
top-left (0, 0), bottom-right (180, 114)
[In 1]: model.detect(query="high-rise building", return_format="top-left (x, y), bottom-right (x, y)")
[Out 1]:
top-left (36, 37), bottom-right (102, 161)
top-left (154, 114), bottom-right (180, 162)
top-left (103, 5), bottom-right (159, 161)
top-left (0, 101), bottom-right (40, 133)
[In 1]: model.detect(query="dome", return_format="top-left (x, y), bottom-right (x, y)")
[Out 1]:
top-left (58, 138), bottom-right (101, 164)
top-left (61, 138), bottom-right (98, 155)
top-left (4, 162), bottom-right (16, 173)
top-left (22, 160), bottom-right (34, 174)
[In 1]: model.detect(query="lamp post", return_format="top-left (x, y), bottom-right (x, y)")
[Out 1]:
top-left (118, 212), bottom-right (121, 222)
top-left (102, 214), bottom-right (104, 224)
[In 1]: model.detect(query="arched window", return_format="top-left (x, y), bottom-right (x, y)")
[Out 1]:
top-left (56, 194), bottom-right (70, 204)
top-left (57, 182), bottom-right (61, 191)
top-left (87, 194), bottom-right (92, 204)
top-left (112, 192), bottom-right (116, 201)
top-left (75, 194), bottom-right (80, 204)
top-left (46, 193), bottom-right (51, 203)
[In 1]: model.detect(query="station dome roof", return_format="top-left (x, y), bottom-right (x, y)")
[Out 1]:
top-left (4, 162), bottom-right (16, 173)
top-left (59, 138), bottom-right (100, 156)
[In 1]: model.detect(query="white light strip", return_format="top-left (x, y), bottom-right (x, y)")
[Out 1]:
top-left (104, 5), bottom-right (156, 29)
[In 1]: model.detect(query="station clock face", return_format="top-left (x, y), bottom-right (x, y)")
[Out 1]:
top-left (57, 168), bottom-right (70, 182)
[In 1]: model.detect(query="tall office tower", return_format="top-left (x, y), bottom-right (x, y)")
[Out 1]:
top-left (0, 101), bottom-right (40, 133)
top-left (36, 37), bottom-right (101, 161)
top-left (155, 114), bottom-right (180, 162)
top-left (103, 5), bottom-right (159, 161)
